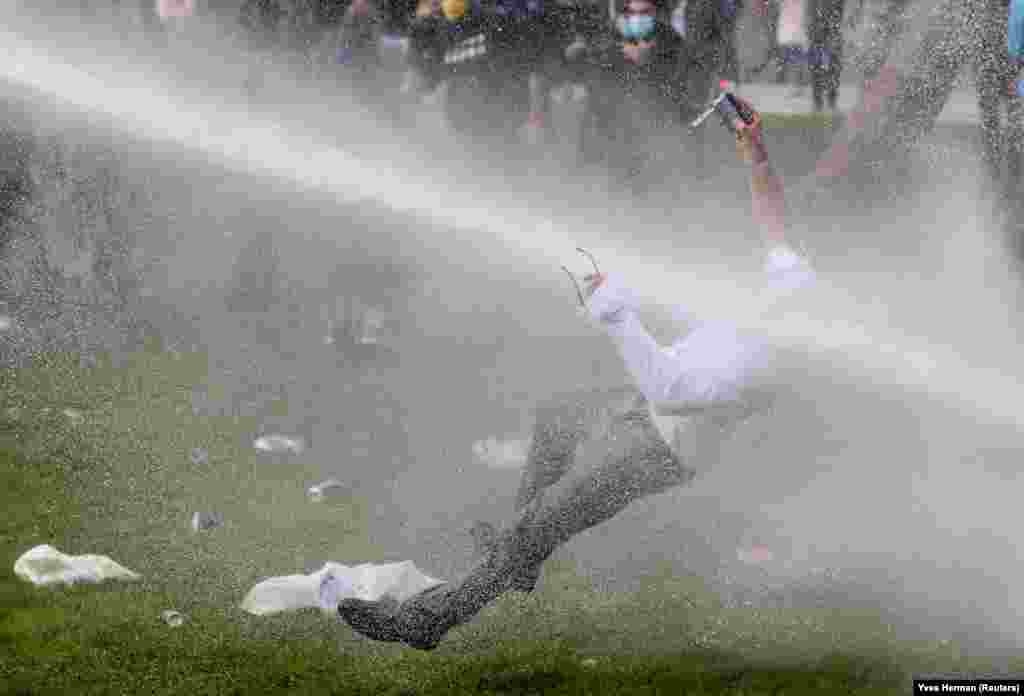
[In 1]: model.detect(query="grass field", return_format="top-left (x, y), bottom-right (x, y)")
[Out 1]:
top-left (1, 343), bottom-right (1018, 695)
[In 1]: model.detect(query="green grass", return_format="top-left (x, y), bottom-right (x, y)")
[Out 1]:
top-left (0, 345), bottom-right (1017, 695)
top-left (761, 112), bottom-right (839, 130)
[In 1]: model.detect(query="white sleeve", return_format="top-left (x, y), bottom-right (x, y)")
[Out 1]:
top-left (588, 270), bottom-right (785, 410)
top-left (763, 245), bottom-right (816, 294)
top-left (587, 273), bottom-right (686, 404)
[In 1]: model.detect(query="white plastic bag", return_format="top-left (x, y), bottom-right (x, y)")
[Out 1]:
top-left (14, 544), bottom-right (141, 587)
top-left (472, 437), bottom-right (529, 470)
top-left (253, 434), bottom-right (305, 455)
top-left (240, 560), bottom-right (445, 616)
top-left (307, 478), bottom-right (346, 502)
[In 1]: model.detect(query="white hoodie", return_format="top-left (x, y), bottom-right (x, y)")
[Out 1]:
top-left (587, 246), bottom-right (816, 469)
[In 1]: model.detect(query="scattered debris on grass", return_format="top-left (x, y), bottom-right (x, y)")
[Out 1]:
top-left (161, 610), bottom-right (187, 627)
top-left (307, 478), bottom-right (346, 502)
top-left (62, 408), bottom-right (84, 426)
top-left (191, 512), bottom-right (224, 532)
top-left (253, 434), bottom-right (305, 455)
top-left (14, 544), bottom-right (141, 586)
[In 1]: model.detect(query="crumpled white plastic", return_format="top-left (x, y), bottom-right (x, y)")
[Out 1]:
top-left (253, 434), bottom-right (305, 455)
top-left (472, 437), bottom-right (529, 470)
top-left (14, 544), bottom-right (141, 586)
top-left (240, 560), bottom-right (446, 616)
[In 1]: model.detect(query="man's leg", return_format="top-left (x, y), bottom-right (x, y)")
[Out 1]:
top-left (975, 0), bottom-right (1015, 202)
top-left (513, 394), bottom-right (595, 512)
top-left (337, 387), bottom-right (697, 650)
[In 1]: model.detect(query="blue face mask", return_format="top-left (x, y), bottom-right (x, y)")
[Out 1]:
top-left (617, 13), bottom-right (657, 42)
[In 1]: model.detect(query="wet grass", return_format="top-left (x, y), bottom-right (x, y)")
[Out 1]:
top-left (0, 345), bottom-right (1018, 695)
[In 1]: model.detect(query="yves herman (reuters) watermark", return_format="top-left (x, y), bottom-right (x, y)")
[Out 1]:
top-left (914, 680), bottom-right (1022, 694)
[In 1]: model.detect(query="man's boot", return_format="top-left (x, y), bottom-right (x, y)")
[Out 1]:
top-left (337, 525), bottom-right (544, 650)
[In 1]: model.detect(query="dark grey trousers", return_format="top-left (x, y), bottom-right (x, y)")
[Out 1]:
top-left (389, 386), bottom-right (698, 646)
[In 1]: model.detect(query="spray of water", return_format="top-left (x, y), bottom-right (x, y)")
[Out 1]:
top-left (5, 12), bottom-right (1024, 649)
top-left (4, 25), bottom-right (1023, 435)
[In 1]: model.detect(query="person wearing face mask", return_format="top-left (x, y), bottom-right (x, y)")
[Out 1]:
top-left (327, 98), bottom-right (816, 651)
top-left (570, 0), bottom-right (692, 192)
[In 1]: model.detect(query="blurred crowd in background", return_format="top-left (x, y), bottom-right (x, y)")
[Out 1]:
top-left (65, 1), bottom-right (899, 158)
top-left (50, 1), bottom-right (1023, 201)
top-left (4, 0), bottom-right (1023, 354)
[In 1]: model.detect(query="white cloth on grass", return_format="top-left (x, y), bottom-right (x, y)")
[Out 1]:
top-left (14, 544), bottom-right (141, 586)
top-left (241, 560), bottom-right (446, 616)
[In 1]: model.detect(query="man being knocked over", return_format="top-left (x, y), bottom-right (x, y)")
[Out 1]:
top-left (326, 97), bottom-right (817, 650)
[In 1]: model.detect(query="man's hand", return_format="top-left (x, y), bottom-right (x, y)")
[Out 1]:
top-left (733, 97), bottom-right (766, 164)
top-left (584, 273), bottom-right (605, 299)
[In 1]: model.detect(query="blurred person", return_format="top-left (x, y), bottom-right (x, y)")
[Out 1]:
top-left (156, 0), bottom-right (195, 21)
top-left (330, 98), bottom-right (817, 650)
top-left (977, 0), bottom-right (1024, 208)
top-left (676, 0), bottom-right (747, 111)
top-left (385, 0), bottom-right (557, 149)
top-left (380, 0), bottom-right (422, 33)
top-left (404, 0), bottom-right (447, 88)
top-left (427, 0), bottom-right (555, 149)
top-left (329, 0), bottom-right (385, 94)
top-left (847, 0), bottom-right (908, 84)
top-left (845, 0), bottom-right (1018, 208)
top-left (309, 1), bottom-right (347, 75)
top-left (739, 0), bottom-right (782, 81)
top-left (810, 0), bottom-right (1022, 204)
top-left (392, 0), bottom-right (450, 132)
top-left (806, 0), bottom-right (846, 112)
top-left (225, 225), bottom-right (282, 314)
top-left (538, 0), bottom-right (612, 162)
top-left (130, 0), bottom-right (170, 45)
top-left (155, 0), bottom-right (199, 54)
top-left (1011, 0), bottom-right (1024, 60)
top-left (571, 0), bottom-right (692, 191)
top-left (775, 0), bottom-right (809, 98)
top-left (239, 0), bottom-right (284, 92)
top-left (239, 0), bottom-right (283, 49)
top-left (278, 0), bottom-right (323, 77)
top-left (314, 0), bottom-right (349, 27)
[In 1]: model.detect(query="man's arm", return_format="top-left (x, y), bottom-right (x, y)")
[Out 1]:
top-left (586, 272), bottom-right (687, 405)
top-left (734, 101), bottom-right (788, 246)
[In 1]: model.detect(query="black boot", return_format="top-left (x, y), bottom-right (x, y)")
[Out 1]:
top-left (338, 526), bottom-right (546, 649)
top-left (338, 588), bottom-right (450, 651)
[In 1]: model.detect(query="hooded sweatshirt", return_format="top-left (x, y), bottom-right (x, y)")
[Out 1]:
top-left (586, 245), bottom-right (816, 469)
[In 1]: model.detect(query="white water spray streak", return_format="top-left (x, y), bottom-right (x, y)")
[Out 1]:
top-left (3, 30), bottom-right (1024, 432)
